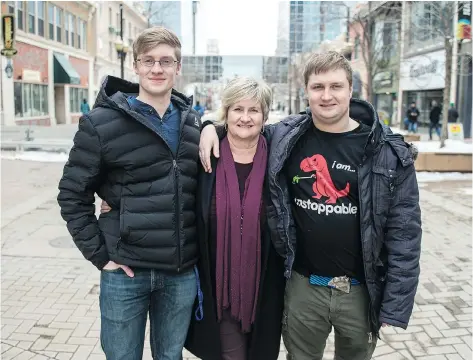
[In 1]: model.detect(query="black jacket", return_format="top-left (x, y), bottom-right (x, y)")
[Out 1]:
top-left (266, 99), bottom-right (422, 335)
top-left (406, 107), bottom-right (420, 122)
top-left (430, 106), bottom-right (442, 124)
top-left (57, 76), bottom-right (201, 271)
top-left (185, 152), bottom-right (285, 360)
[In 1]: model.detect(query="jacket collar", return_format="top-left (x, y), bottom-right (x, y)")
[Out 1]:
top-left (93, 75), bottom-right (193, 113)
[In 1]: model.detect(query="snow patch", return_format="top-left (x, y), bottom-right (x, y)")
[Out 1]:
top-left (416, 172), bottom-right (473, 182)
top-left (413, 140), bottom-right (473, 154)
top-left (1, 151), bottom-right (69, 163)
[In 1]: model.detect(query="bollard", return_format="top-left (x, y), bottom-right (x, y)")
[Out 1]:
top-left (25, 128), bottom-right (34, 142)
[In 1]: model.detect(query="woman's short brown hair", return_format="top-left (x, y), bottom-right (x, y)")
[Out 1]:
top-left (133, 26), bottom-right (182, 62)
top-left (303, 51), bottom-right (353, 87)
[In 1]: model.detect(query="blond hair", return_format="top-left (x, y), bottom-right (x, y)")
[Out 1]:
top-left (217, 77), bottom-right (272, 124)
top-left (133, 26), bottom-right (182, 62)
top-left (303, 51), bottom-right (353, 87)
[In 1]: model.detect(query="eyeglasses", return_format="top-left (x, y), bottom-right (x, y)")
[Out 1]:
top-left (136, 57), bottom-right (179, 68)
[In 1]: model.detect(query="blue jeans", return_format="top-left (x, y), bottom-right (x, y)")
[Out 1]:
top-left (100, 267), bottom-right (197, 360)
top-left (429, 123), bottom-right (441, 139)
top-left (408, 121), bottom-right (418, 133)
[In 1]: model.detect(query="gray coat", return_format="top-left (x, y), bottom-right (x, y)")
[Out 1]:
top-left (265, 98), bottom-right (422, 335)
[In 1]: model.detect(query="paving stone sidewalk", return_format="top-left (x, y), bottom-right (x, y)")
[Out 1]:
top-left (1, 159), bottom-right (472, 360)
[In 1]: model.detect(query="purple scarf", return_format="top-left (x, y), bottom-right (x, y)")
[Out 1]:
top-left (215, 135), bottom-right (267, 333)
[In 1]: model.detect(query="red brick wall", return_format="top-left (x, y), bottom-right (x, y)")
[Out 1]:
top-left (69, 56), bottom-right (89, 86)
top-left (13, 42), bottom-right (49, 83)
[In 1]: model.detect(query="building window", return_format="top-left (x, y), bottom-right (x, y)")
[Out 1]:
top-left (78, 19), bottom-right (87, 50)
top-left (65, 12), bottom-right (70, 45)
top-left (354, 36), bottom-right (360, 60)
top-left (28, 1), bottom-right (35, 34)
top-left (48, 4), bottom-right (55, 40)
top-left (109, 41), bottom-right (113, 60)
top-left (56, 8), bottom-right (63, 43)
top-left (7, 1), bottom-right (14, 14)
top-left (70, 14), bottom-right (76, 47)
top-left (14, 82), bottom-right (49, 118)
top-left (16, 1), bottom-right (24, 30)
top-left (70, 88), bottom-right (89, 113)
top-left (37, 1), bottom-right (45, 37)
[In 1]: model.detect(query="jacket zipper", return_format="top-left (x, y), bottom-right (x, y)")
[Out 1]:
top-left (173, 159), bottom-right (181, 272)
top-left (357, 160), bottom-right (373, 334)
top-left (273, 123), bottom-right (308, 279)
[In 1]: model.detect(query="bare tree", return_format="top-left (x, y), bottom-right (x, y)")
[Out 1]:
top-left (288, 52), bottom-right (312, 114)
top-left (139, 1), bottom-right (176, 28)
top-left (404, 1), bottom-right (471, 147)
top-left (342, 2), bottom-right (403, 104)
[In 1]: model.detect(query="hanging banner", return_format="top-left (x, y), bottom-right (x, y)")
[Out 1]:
top-left (457, 1), bottom-right (472, 40)
top-left (1, 15), bottom-right (18, 57)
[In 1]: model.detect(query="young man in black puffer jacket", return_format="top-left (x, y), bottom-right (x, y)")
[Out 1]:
top-left (58, 27), bottom-right (201, 360)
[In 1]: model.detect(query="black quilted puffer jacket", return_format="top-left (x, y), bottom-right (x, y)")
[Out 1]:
top-left (58, 76), bottom-right (201, 272)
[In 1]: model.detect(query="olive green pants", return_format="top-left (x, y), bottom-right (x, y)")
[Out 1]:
top-left (282, 271), bottom-right (377, 360)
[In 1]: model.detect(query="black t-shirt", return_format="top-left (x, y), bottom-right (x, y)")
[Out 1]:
top-left (284, 121), bottom-right (371, 282)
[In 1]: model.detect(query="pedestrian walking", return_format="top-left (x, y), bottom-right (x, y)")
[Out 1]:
top-left (194, 100), bottom-right (205, 116)
top-left (429, 100), bottom-right (442, 140)
top-left (448, 103), bottom-right (459, 123)
top-left (80, 99), bottom-right (90, 115)
top-left (200, 51), bottom-right (422, 360)
top-left (57, 26), bottom-right (202, 360)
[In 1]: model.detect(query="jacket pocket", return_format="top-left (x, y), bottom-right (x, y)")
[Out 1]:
top-left (372, 167), bottom-right (396, 216)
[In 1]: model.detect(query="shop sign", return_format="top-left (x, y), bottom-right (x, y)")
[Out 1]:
top-left (457, 1), bottom-right (472, 40)
top-left (448, 123), bottom-right (465, 141)
top-left (22, 69), bottom-right (41, 83)
top-left (373, 71), bottom-right (393, 89)
top-left (1, 15), bottom-right (18, 57)
top-left (410, 60), bottom-right (439, 79)
top-left (400, 50), bottom-right (446, 91)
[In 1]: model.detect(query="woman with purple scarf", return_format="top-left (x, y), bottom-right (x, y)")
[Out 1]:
top-left (185, 77), bottom-right (285, 360)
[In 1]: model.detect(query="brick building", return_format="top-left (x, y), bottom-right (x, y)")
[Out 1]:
top-left (1, 1), bottom-right (96, 126)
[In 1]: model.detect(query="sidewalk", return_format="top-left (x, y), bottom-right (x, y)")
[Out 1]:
top-left (1, 158), bottom-right (472, 360)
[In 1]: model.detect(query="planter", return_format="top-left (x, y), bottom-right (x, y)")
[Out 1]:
top-left (414, 152), bottom-right (472, 172)
top-left (404, 134), bottom-right (421, 142)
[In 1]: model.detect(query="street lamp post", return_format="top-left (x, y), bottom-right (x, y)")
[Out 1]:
top-left (114, 3), bottom-right (128, 79)
top-left (192, 1), bottom-right (198, 55)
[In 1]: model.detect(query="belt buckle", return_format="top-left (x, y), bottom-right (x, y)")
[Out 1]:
top-left (328, 276), bottom-right (351, 293)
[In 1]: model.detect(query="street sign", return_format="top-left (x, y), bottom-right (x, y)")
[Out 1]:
top-left (448, 123), bottom-right (465, 141)
top-left (2, 15), bottom-right (18, 57)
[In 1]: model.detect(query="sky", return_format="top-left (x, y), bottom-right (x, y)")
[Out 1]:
top-left (180, 0), bottom-right (280, 56)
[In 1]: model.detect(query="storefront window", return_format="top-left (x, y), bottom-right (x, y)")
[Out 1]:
top-left (14, 83), bottom-right (49, 118)
top-left (405, 90), bottom-right (444, 124)
top-left (70, 87), bottom-right (89, 113)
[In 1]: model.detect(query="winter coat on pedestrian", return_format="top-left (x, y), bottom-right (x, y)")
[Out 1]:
top-left (57, 75), bottom-right (202, 271)
top-left (265, 98), bottom-right (422, 336)
top-left (430, 106), bottom-right (441, 124)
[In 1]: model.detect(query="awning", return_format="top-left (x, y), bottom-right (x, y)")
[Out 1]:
top-left (53, 52), bottom-right (80, 85)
